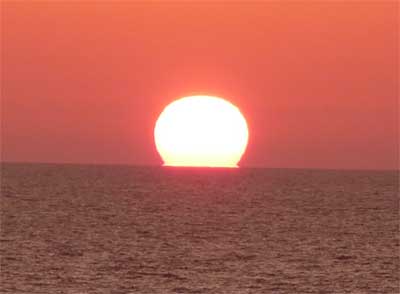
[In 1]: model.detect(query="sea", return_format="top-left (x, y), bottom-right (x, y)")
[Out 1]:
top-left (1, 163), bottom-right (399, 294)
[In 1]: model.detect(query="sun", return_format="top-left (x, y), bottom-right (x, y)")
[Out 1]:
top-left (154, 95), bottom-right (249, 167)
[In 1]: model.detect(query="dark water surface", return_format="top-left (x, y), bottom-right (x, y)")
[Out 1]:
top-left (1, 163), bottom-right (399, 293)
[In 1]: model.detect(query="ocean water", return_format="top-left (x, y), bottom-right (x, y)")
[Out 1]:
top-left (1, 163), bottom-right (399, 294)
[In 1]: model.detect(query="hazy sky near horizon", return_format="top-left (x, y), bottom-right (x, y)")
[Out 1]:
top-left (2, 2), bottom-right (399, 169)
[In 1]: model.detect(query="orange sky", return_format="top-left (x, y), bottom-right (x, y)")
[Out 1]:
top-left (2, 2), bottom-right (399, 169)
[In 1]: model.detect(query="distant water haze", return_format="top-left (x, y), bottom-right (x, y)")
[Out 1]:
top-left (1, 163), bottom-right (398, 293)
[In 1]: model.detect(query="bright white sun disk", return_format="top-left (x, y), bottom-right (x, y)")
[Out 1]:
top-left (154, 95), bottom-right (249, 167)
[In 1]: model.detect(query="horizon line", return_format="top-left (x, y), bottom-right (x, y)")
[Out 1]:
top-left (1, 160), bottom-right (398, 172)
